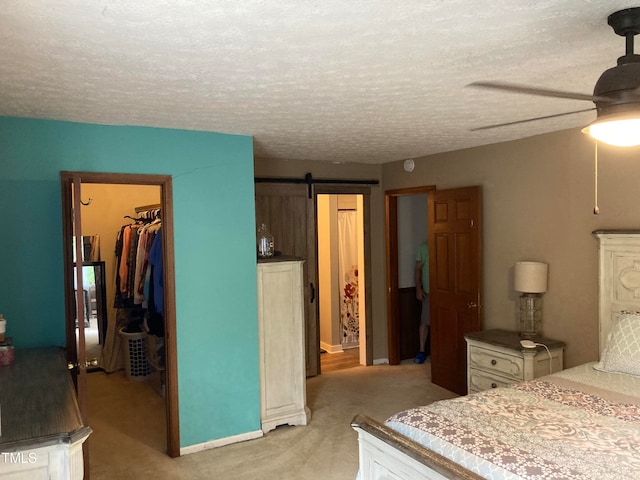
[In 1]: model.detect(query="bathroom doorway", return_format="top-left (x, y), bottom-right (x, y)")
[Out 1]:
top-left (317, 193), bottom-right (368, 372)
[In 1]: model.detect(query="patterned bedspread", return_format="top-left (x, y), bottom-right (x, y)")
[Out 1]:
top-left (385, 363), bottom-right (640, 480)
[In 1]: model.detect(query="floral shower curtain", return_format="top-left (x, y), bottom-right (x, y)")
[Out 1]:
top-left (338, 210), bottom-right (359, 348)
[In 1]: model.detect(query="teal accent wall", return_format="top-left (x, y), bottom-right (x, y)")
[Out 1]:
top-left (0, 117), bottom-right (260, 447)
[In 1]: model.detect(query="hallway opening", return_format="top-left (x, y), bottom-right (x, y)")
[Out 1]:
top-left (317, 194), bottom-right (366, 372)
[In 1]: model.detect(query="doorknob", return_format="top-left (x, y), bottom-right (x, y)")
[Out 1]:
top-left (309, 282), bottom-right (315, 303)
top-left (467, 301), bottom-right (478, 309)
top-left (86, 358), bottom-right (99, 367)
top-left (68, 358), bottom-right (99, 370)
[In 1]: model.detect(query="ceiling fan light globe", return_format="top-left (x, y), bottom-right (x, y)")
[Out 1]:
top-left (583, 117), bottom-right (640, 147)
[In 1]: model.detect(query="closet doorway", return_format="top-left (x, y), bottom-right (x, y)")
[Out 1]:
top-left (61, 172), bottom-right (180, 473)
top-left (317, 193), bottom-right (368, 372)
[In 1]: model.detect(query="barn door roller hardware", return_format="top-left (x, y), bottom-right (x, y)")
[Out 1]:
top-left (255, 173), bottom-right (379, 198)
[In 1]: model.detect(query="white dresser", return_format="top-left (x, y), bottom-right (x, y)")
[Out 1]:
top-left (257, 258), bottom-right (310, 433)
top-left (0, 348), bottom-right (91, 479)
top-left (465, 329), bottom-right (565, 394)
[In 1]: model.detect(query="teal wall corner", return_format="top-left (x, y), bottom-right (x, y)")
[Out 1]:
top-left (0, 116), bottom-right (261, 447)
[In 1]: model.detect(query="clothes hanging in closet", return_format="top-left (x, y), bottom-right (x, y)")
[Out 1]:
top-left (147, 229), bottom-right (163, 315)
top-left (114, 213), bottom-right (162, 314)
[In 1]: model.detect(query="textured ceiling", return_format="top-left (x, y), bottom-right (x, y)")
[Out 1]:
top-left (1, 1), bottom-right (637, 164)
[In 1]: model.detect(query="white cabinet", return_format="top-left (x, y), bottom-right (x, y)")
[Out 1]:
top-left (465, 329), bottom-right (565, 395)
top-left (0, 348), bottom-right (91, 480)
top-left (257, 258), bottom-right (310, 433)
top-left (0, 431), bottom-right (90, 480)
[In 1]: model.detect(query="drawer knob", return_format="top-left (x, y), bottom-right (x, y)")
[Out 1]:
top-left (491, 359), bottom-right (497, 365)
top-left (491, 383), bottom-right (497, 388)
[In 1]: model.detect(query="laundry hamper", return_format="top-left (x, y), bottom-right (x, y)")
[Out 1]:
top-left (119, 327), bottom-right (152, 381)
top-left (146, 333), bottom-right (166, 397)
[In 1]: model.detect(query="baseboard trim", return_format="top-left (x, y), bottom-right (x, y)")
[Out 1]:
top-left (320, 341), bottom-right (343, 354)
top-left (373, 357), bottom-right (389, 365)
top-left (179, 429), bottom-right (264, 456)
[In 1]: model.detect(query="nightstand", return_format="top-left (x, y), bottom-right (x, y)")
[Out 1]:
top-left (465, 329), bottom-right (565, 394)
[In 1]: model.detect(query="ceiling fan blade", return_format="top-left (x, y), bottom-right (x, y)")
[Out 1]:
top-left (470, 107), bottom-right (597, 131)
top-left (468, 81), bottom-right (609, 102)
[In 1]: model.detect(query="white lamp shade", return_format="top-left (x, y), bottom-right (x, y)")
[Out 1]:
top-left (514, 261), bottom-right (548, 293)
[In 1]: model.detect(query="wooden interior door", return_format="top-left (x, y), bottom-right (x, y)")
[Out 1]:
top-left (255, 183), bottom-right (319, 377)
top-left (428, 186), bottom-right (483, 395)
top-left (385, 194), bottom-right (400, 364)
top-left (61, 175), bottom-right (91, 477)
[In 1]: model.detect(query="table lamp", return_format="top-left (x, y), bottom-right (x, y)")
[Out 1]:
top-left (514, 261), bottom-right (548, 337)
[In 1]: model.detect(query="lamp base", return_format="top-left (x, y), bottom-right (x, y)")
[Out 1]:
top-left (518, 293), bottom-right (543, 338)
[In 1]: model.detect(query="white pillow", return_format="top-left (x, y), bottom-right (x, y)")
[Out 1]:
top-left (594, 312), bottom-right (640, 376)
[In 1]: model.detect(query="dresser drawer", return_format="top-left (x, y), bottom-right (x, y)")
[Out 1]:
top-left (468, 345), bottom-right (524, 382)
top-left (466, 330), bottom-right (566, 395)
top-left (468, 368), bottom-right (514, 392)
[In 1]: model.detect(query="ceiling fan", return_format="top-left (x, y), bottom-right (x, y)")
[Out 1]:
top-left (469, 7), bottom-right (640, 147)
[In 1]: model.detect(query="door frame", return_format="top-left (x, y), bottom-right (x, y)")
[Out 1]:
top-left (61, 171), bottom-right (180, 458)
top-left (314, 185), bottom-right (373, 367)
top-left (385, 185), bottom-right (434, 365)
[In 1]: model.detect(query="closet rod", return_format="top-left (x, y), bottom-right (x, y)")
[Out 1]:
top-left (255, 173), bottom-right (379, 198)
top-left (135, 203), bottom-right (161, 213)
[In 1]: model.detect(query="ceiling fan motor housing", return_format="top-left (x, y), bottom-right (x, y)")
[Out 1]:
top-left (593, 8), bottom-right (640, 116)
top-left (593, 62), bottom-right (640, 115)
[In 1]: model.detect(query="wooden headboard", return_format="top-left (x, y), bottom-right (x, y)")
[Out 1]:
top-left (594, 230), bottom-right (640, 356)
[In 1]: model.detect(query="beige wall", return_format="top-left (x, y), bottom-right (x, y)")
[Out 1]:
top-left (256, 132), bottom-right (640, 368)
top-left (383, 127), bottom-right (640, 368)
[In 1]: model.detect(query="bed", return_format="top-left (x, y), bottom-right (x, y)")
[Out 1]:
top-left (352, 230), bottom-right (640, 480)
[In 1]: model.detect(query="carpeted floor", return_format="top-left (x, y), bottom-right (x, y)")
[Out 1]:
top-left (87, 361), bottom-right (456, 479)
